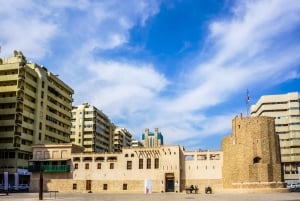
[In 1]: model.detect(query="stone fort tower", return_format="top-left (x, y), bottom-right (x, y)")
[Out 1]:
top-left (222, 114), bottom-right (283, 188)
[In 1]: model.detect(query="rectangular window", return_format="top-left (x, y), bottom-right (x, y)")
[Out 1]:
top-left (110, 163), bottom-right (114, 169)
top-left (103, 184), bottom-right (108, 190)
top-left (85, 163), bottom-right (89, 169)
top-left (127, 161), bottom-right (132, 170)
top-left (154, 158), bottom-right (159, 169)
top-left (74, 163), bottom-right (78, 169)
top-left (147, 158), bottom-right (151, 169)
top-left (123, 184), bottom-right (127, 190)
top-left (139, 159), bottom-right (143, 169)
top-left (97, 163), bottom-right (101, 169)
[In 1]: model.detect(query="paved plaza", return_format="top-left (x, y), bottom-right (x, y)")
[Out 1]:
top-left (0, 191), bottom-right (299, 201)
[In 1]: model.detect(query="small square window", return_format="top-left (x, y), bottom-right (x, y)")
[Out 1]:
top-left (103, 184), bottom-right (108, 190)
top-left (123, 184), bottom-right (127, 190)
top-left (85, 163), bottom-right (89, 169)
top-left (127, 161), bottom-right (132, 169)
top-left (74, 163), bottom-right (78, 169)
top-left (154, 158), bottom-right (159, 169)
top-left (147, 158), bottom-right (151, 169)
top-left (110, 163), bottom-right (114, 169)
top-left (139, 159), bottom-right (143, 169)
top-left (97, 163), bottom-right (101, 169)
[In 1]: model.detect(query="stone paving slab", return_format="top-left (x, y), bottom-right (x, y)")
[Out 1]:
top-left (0, 192), bottom-right (299, 201)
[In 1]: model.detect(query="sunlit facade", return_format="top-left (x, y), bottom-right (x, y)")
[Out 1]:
top-left (0, 51), bottom-right (73, 184)
top-left (251, 92), bottom-right (300, 183)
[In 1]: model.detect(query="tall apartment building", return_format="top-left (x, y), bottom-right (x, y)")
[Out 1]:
top-left (251, 92), bottom-right (300, 183)
top-left (71, 103), bottom-right (112, 153)
top-left (142, 128), bottom-right (164, 148)
top-left (0, 51), bottom-right (73, 182)
top-left (112, 127), bottom-right (132, 152)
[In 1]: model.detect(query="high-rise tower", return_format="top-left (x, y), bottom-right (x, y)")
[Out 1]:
top-left (0, 51), bottom-right (73, 182)
top-left (251, 92), bottom-right (300, 183)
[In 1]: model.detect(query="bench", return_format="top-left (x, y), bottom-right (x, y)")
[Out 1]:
top-left (185, 187), bottom-right (198, 194)
top-left (47, 190), bottom-right (59, 199)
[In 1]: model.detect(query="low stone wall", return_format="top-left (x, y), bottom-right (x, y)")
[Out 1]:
top-left (231, 181), bottom-right (286, 189)
top-left (31, 178), bottom-right (166, 193)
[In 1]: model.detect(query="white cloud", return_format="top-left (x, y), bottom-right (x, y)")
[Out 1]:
top-left (0, 0), bottom-right (58, 58)
top-left (175, 0), bottom-right (300, 112)
top-left (141, 0), bottom-right (300, 147)
top-left (1, 0), bottom-right (300, 150)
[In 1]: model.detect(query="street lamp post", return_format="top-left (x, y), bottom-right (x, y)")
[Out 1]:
top-left (39, 165), bottom-right (43, 200)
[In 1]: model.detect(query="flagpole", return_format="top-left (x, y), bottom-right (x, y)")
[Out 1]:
top-left (246, 89), bottom-right (250, 116)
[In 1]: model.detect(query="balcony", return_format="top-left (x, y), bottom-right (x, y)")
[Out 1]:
top-left (14, 132), bottom-right (21, 136)
top-left (16, 97), bottom-right (24, 102)
top-left (15, 119), bottom-right (22, 124)
top-left (28, 165), bottom-right (70, 173)
top-left (18, 75), bottom-right (25, 80)
top-left (43, 165), bottom-right (70, 173)
top-left (16, 108), bottom-right (23, 113)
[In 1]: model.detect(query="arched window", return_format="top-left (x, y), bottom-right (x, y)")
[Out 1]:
top-left (253, 156), bottom-right (262, 164)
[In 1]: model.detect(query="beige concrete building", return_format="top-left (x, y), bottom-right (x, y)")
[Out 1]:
top-left (28, 115), bottom-right (284, 193)
top-left (112, 127), bottom-right (132, 152)
top-left (29, 143), bottom-right (222, 193)
top-left (70, 103), bottom-right (112, 153)
top-left (222, 115), bottom-right (283, 188)
top-left (131, 139), bottom-right (143, 148)
top-left (251, 92), bottom-right (300, 183)
top-left (183, 150), bottom-right (223, 190)
top-left (0, 51), bottom-right (73, 183)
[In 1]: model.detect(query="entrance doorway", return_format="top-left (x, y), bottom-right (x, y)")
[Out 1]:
top-left (86, 180), bottom-right (91, 191)
top-left (165, 173), bottom-right (174, 192)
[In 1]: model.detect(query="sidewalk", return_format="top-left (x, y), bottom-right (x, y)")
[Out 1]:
top-left (1, 191), bottom-right (299, 201)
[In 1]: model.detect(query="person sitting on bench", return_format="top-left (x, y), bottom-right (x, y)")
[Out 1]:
top-left (190, 185), bottom-right (194, 193)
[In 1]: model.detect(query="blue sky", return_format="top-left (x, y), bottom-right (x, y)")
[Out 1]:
top-left (1, 0), bottom-right (300, 150)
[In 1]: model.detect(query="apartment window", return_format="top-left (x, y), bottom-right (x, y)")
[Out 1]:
top-left (18, 153), bottom-right (24, 159)
top-left (147, 158), bottom-right (151, 169)
top-left (123, 184), bottom-right (127, 190)
top-left (127, 161), bottom-right (132, 170)
top-left (103, 184), bottom-right (108, 190)
top-left (139, 159), bottom-right (143, 169)
top-left (154, 158), bottom-right (159, 169)
top-left (74, 163), bottom-right (78, 169)
top-left (110, 163), bottom-right (114, 169)
top-left (85, 163), bottom-right (89, 169)
top-left (97, 163), bottom-right (101, 169)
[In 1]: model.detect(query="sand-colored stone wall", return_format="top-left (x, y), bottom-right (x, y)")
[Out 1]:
top-left (222, 115), bottom-right (283, 188)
